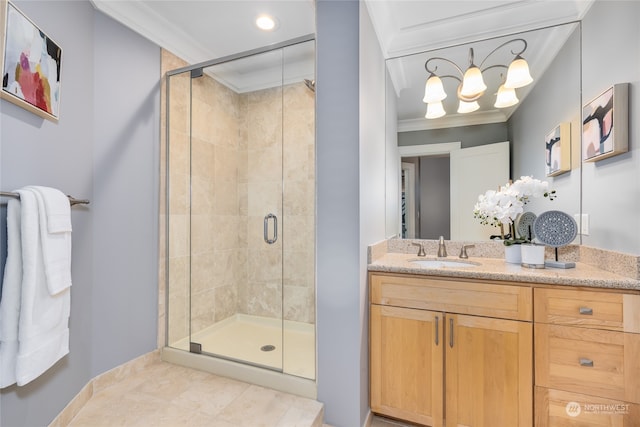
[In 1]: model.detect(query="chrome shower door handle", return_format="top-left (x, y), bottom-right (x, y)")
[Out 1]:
top-left (264, 213), bottom-right (278, 244)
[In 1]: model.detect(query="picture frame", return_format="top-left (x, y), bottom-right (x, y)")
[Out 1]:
top-left (582, 83), bottom-right (628, 162)
top-left (0, 0), bottom-right (62, 122)
top-left (545, 122), bottom-right (570, 177)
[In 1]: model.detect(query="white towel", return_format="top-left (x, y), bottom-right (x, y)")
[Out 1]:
top-left (26, 186), bottom-right (72, 295)
top-left (14, 189), bottom-right (70, 386)
top-left (0, 197), bottom-right (22, 388)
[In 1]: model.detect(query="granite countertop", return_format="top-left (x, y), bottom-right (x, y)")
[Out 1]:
top-left (368, 252), bottom-right (640, 291)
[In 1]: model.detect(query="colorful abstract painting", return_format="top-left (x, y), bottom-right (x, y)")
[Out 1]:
top-left (582, 83), bottom-right (628, 162)
top-left (1, 0), bottom-right (62, 121)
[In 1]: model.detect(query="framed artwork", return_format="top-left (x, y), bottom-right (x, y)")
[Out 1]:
top-left (545, 122), bottom-right (570, 177)
top-left (0, 0), bottom-right (62, 122)
top-left (582, 83), bottom-right (628, 162)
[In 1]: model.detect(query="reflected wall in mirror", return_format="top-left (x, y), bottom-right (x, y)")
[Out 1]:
top-left (386, 22), bottom-right (582, 242)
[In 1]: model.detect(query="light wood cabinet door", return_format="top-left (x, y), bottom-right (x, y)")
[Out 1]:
top-left (445, 314), bottom-right (533, 427)
top-left (370, 304), bottom-right (444, 426)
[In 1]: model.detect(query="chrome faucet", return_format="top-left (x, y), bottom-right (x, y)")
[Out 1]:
top-left (459, 244), bottom-right (475, 259)
top-left (437, 236), bottom-right (447, 258)
top-left (411, 242), bottom-right (426, 257)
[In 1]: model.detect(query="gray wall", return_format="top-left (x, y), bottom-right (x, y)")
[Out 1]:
top-left (316, 1), bottom-right (364, 426)
top-left (581, 1), bottom-right (640, 255)
top-left (419, 156), bottom-right (450, 239)
top-left (0, 2), bottom-right (159, 425)
top-left (508, 25), bottom-right (581, 224)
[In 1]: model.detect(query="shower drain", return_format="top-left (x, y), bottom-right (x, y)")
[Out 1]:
top-left (260, 345), bottom-right (276, 352)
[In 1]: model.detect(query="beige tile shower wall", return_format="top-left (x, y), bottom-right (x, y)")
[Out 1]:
top-left (283, 83), bottom-right (315, 324)
top-left (237, 82), bottom-right (316, 324)
top-left (240, 86), bottom-right (285, 319)
top-left (162, 49), bottom-right (246, 347)
top-left (189, 72), bottom-right (243, 335)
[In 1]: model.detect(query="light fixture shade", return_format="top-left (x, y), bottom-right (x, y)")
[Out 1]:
top-left (504, 56), bottom-right (533, 89)
top-left (460, 66), bottom-right (487, 98)
top-left (494, 84), bottom-right (519, 108)
top-left (425, 101), bottom-right (446, 119)
top-left (423, 75), bottom-right (447, 103)
top-left (457, 99), bottom-right (480, 114)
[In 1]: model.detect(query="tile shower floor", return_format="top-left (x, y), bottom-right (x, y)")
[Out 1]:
top-left (66, 360), bottom-right (323, 427)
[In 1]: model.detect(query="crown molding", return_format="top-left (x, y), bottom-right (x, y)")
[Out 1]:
top-left (398, 110), bottom-right (507, 132)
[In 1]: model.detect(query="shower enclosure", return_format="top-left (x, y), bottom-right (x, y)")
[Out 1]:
top-left (163, 37), bottom-right (316, 391)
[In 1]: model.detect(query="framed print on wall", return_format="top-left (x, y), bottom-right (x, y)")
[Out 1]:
top-left (545, 122), bottom-right (570, 177)
top-left (0, 0), bottom-right (62, 122)
top-left (582, 83), bottom-right (628, 162)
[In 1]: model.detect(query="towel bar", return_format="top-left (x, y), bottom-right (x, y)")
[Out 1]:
top-left (0, 191), bottom-right (89, 206)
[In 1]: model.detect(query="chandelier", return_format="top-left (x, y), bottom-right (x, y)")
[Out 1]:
top-left (422, 38), bottom-right (533, 119)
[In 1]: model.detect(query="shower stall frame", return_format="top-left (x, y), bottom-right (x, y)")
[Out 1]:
top-left (162, 34), bottom-right (317, 399)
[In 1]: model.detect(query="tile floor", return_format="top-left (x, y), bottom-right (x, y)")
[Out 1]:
top-left (61, 355), bottom-right (410, 427)
top-left (66, 360), bottom-right (323, 427)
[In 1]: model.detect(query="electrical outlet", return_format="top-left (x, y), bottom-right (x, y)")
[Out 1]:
top-left (574, 213), bottom-right (590, 236)
top-left (580, 213), bottom-right (589, 235)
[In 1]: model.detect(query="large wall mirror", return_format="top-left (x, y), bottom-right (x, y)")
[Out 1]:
top-left (385, 21), bottom-right (582, 242)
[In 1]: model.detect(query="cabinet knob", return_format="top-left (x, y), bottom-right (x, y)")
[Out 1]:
top-left (579, 307), bottom-right (593, 315)
top-left (435, 316), bottom-right (439, 346)
top-left (579, 358), bottom-right (594, 367)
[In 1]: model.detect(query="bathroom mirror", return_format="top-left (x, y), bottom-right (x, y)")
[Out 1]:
top-left (385, 21), bottom-right (582, 242)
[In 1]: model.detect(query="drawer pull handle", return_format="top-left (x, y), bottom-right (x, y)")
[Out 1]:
top-left (579, 358), bottom-right (594, 367)
top-left (435, 316), bottom-right (439, 346)
top-left (579, 307), bottom-right (593, 315)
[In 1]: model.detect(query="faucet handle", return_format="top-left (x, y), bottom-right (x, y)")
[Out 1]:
top-left (411, 242), bottom-right (426, 257)
top-left (459, 244), bottom-right (476, 259)
top-left (438, 236), bottom-right (447, 258)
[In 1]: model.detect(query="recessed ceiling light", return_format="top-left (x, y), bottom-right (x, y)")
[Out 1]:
top-left (256, 14), bottom-right (278, 31)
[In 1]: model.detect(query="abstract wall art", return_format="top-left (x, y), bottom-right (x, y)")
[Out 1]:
top-left (1, 0), bottom-right (62, 122)
top-left (582, 83), bottom-right (628, 162)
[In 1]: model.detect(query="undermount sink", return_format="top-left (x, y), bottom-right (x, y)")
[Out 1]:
top-left (410, 258), bottom-right (479, 268)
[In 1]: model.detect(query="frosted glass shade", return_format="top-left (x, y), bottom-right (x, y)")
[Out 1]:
top-left (425, 101), bottom-right (446, 119)
top-left (494, 84), bottom-right (519, 108)
top-left (460, 66), bottom-right (487, 98)
top-left (457, 99), bottom-right (480, 114)
top-left (504, 56), bottom-right (533, 89)
top-left (423, 75), bottom-right (447, 103)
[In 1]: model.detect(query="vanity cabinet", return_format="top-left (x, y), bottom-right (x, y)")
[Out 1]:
top-left (534, 288), bottom-right (640, 426)
top-left (370, 273), bottom-right (533, 427)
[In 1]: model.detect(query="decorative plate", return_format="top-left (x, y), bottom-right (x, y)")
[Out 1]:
top-left (515, 211), bottom-right (537, 240)
top-left (533, 210), bottom-right (578, 248)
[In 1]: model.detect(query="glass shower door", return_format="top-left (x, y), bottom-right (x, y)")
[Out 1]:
top-left (166, 38), bottom-right (316, 380)
top-left (187, 48), bottom-right (285, 372)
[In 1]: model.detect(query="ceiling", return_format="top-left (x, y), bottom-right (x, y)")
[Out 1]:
top-left (91, 0), bottom-right (594, 125)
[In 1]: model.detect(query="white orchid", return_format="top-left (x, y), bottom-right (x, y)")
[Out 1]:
top-left (473, 176), bottom-right (556, 231)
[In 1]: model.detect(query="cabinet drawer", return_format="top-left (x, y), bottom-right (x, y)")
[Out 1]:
top-left (535, 387), bottom-right (640, 427)
top-left (370, 273), bottom-right (532, 321)
top-left (534, 288), bottom-right (640, 333)
top-left (535, 324), bottom-right (640, 404)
